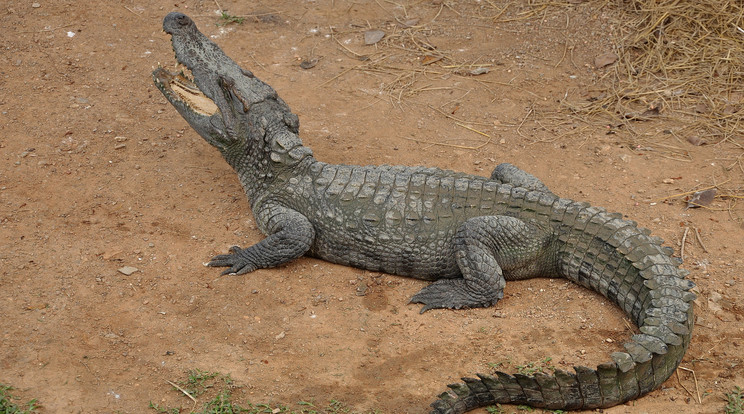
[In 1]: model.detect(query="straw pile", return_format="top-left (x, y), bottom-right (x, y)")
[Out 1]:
top-left (569, 0), bottom-right (744, 144)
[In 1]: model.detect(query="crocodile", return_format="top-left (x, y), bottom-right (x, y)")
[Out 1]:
top-left (152, 12), bottom-right (695, 413)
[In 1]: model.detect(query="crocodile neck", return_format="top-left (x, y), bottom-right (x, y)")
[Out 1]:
top-left (220, 99), bottom-right (315, 205)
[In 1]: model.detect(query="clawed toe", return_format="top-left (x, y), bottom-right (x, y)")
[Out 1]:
top-left (206, 246), bottom-right (257, 275)
top-left (410, 279), bottom-right (502, 313)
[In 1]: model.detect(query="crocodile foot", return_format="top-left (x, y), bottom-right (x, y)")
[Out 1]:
top-left (409, 278), bottom-right (503, 313)
top-left (206, 245), bottom-right (259, 276)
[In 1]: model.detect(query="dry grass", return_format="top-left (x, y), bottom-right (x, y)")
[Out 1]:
top-left (323, 0), bottom-right (744, 209)
top-left (484, 0), bottom-right (744, 218)
top-left (568, 0), bottom-right (744, 218)
top-left (565, 0), bottom-right (744, 147)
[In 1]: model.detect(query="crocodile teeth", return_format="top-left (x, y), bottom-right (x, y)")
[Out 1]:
top-left (174, 61), bottom-right (191, 77)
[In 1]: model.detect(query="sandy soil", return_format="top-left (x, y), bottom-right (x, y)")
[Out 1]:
top-left (1, 1), bottom-right (742, 413)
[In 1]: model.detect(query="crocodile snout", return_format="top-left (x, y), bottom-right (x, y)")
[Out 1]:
top-left (163, 11), bottom-right (194, 34)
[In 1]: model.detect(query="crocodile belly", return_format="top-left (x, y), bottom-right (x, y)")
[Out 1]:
top-left (307, 212), bottom-right (461, 281)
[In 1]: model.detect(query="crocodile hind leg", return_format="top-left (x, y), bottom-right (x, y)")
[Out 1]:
top-left (491, 163), bottom-right (553, 195)
top-left (410, 215), bottom-right (552, 313)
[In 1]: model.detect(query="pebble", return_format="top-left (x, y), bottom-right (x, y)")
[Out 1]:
top-left (118, 266), bottom-right (138, 276)
top-left (364, 30), bottom-right (385, 45)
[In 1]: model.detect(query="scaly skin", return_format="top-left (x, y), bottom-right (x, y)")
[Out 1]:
top-left (153, 12), bottom-right (695, 412)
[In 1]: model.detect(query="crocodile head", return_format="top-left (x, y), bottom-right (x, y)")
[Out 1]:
top-left (152, 12), bottom-right (280, 151)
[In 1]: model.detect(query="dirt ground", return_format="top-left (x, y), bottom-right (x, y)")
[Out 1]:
top-left (1, 0), bottom-right (743, 413)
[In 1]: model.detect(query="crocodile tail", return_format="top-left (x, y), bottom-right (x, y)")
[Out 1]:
top-left (429, 198), bottom-right (695, 413)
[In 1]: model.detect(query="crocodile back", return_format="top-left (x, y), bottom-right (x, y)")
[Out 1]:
top-left (262, 161), bottom-right (548, 279)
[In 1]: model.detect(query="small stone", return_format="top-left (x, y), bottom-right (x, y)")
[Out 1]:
top-left (118, 266), bottom-right (138, 276)
top-left (687, 188), bottom-right (716, 208)
top-left (693, 103), bottom-right (709, 114)
top-left (114, 143), bottom-right (126, 150)
top-left (299, 59), bottom-right (318, 70)
top-left (275, 331), bottom-right (286, 340)
top-left (364, 30), bottom-right (385, 45)
top-left (594, 52), bottom-right (618, 69)
top-left (686, 135), bottom-right (706, 146)
top-left (708, 291), bottom-right (725, 313)
top-left (467, 67), bottom-right (489, 76)
top-left (32, 2), bottom-right (41, 7)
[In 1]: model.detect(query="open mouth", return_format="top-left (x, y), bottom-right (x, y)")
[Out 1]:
top-left (153, 63), bottom-right (219, 117)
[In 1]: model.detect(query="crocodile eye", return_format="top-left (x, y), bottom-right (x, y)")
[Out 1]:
top-left (176, 14), bottom-right (190, 26)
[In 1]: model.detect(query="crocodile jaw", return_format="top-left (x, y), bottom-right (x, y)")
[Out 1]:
top-left (153, 12), bottom-right (245, 149)
top-left (154, 12), bottom-right (283, 152)
top-left (153, 63), bottom-right (230, 145)
top-left (153, 68), bottom-right (218, 117)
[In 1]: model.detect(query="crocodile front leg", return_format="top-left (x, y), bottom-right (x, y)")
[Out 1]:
top-left (207, 203), bottom-right (315, 275)
top-left (410, 215), bottom-right (552, 313)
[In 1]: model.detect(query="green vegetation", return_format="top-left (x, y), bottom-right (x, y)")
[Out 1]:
top-left (216, 12), bottom-right (245, 26)
top-left (488, 356), bottom-right (554, 376)
top-left (487, 358), bottom-right (512, 370)
top-left (180, 369), bottom-right (223, 397)
top-left (0, 384), bottom-right (38, 414)
top-left (725, 386), bottom-right (744, 414)
top-left (150, 370), bottom-right (377, 414)
top-left (515, 357), bottom-right (553, 375)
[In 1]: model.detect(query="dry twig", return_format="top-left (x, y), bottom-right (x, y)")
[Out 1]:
top-left (677, 366), bottom-right (702, 404)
